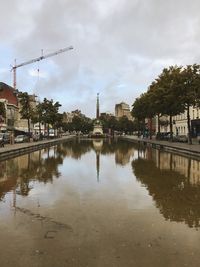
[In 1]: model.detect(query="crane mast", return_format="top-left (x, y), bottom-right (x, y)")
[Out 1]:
top-left (12, 46), bottom-right (73, 89)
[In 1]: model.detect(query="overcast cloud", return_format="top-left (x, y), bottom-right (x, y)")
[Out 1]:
top-left (1, 0), bottom-right (200, 117)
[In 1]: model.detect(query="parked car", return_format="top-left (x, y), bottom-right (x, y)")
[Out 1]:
top-left (32, 134), bottom-right (40, 142)
top-left (14, 135), bottom-right (29, 143)
top-left (176, 135), bottom-right (188, 143)
top-left (0, 132), bottom-right (11, 144)
top-left (0, 133), bottom-right (5, 143)
top-left (0, 139), bottom-right (4, 147)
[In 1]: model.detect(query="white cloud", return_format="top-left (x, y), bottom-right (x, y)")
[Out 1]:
top-left (1, 0), bottom-right (200, 116)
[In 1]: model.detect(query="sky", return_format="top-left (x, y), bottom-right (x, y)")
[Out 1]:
top-left (1, 0), bottom-right (200, 118)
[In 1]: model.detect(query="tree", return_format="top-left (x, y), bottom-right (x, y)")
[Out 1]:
top-left (33, 102), bottom-right (44, 134)
top-left (40, 98), bottom-right (61, 136)
top-left (117, 116), bottom-right (134, 134)
top-left (179, 64), bottom-right (200, 144)
top-left (153, 66), bottom-right (185, 140)
top-left (18, 92), bottom-right (35, 138)
top-left (99, 114), bottom-right (118, 134)
top-left (70, 115), bottom-right (93, 133)
top-left (0, 102), bottom-right (6, 121)
top-left (132, 93), bottom-right (150, 137)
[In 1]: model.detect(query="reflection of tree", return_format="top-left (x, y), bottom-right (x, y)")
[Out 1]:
top-left (63, 139), bottom-right (136, 165)
top-left (62, 140), bottom-right (92, 159)
top-left (17, 147), bottom-right (64, 196)
top-left (97, 140), bottom-right (135, 166)
top-left (0, 159), bottom-right (19, 200)
top-left (0, 139), bottom-right (136, 201)
top-left (0, 145), bottom-right (67, 200)
top-left (132, 158), bottom-right (200, 228)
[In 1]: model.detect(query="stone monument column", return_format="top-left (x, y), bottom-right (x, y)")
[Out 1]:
top-left (96, 93), bottom-right (99, 119)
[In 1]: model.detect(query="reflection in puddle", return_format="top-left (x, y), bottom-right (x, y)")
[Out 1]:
top-left (132, 145), bottom-right (200, 228)
top-left (1, 139), bottom-right (200, 266)
top-left (0, 140), bottom-right (200, 229)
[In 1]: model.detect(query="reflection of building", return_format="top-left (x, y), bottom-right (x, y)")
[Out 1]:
top-left (0, 82), bottom-right (18, 131)
top-left (115, 102), bottom-right (132, 120)
top-left (115, 147), bottom-right (134, 166)
top-left (140, 146), bottom-right (200, 185)
top-left (132, 152), bottom-right (200, 228)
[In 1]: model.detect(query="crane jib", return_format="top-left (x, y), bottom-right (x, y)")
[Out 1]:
top-left (12, 46), bottom-right (73, 89)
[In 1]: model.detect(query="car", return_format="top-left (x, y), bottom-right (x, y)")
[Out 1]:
top-left (0, 139), bottom-right (4, 147)
top-left (176, 135), bottom-right (188, 143)
top-left (14, 135), bottom-right (29, 143)
top-left (0, 132), bottom-right (10, 144)
top-left (32, 134), bottom-right (40, 141)
top-left (0, 133), bottom-right (4, 143)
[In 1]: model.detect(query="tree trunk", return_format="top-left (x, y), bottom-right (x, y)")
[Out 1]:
top-left (39, 122), bottom-right (41, 135)
top-left (169, 115), bottom-right (173, 141)
top-left (149, 118), bottom-right (152, 139)
top-left (137, 121), bottom-right (140, 137)
top-left (157, 114), bottom-right (161, 133)
top-left (28, 118), bottom-right (31, 142)
top-left (47, 124), bottom-right (49, 138)
top-left (187, 104), bottom-right (192, 144)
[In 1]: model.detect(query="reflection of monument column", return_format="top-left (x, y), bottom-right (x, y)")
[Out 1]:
top-left (96, 152), bottom-right (100, 182)
top-left (93, 139), bottom-right (103, 182)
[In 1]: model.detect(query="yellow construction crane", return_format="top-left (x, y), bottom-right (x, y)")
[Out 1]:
top-left (11, 45), bottom-right (73, 89)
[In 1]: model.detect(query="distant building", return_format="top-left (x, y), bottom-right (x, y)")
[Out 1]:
top-left (63, 109), bottom-right (84, 124)
top-left (156, 106), bottom-right (200, 137)
top-left (115, 102), bottom-right (132, 120)
top-left (63, 112), bottom-right (73, 123)
top-left (0, 82), bottom-right (18, 132)
top-left (100, 112), bottom-right (114, 118)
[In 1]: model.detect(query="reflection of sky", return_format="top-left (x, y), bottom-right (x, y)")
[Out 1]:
top-left (0, 146), bottom-right (153, 219)
top-left (21, 149), bottom-right (152, 210)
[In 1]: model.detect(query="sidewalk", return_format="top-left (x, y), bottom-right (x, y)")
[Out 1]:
top-left (121, 135), bottom-right (200, 157)
top-left (0, 136), bottom-right (74, 160)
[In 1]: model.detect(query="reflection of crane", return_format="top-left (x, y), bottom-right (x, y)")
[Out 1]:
top-left (11, 46), bottom-right (73, 89)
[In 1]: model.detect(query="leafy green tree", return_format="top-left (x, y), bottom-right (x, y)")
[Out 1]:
top-left (33, 102), bottom-right (44, 134)
top-left (154, 66), bottom-right (184, 140)
top-left (62, 112), bottom-right (93, 134)
top-left (0, 102), bottom-right (6, 120)
top-left (18, 92), bottom-right (35, 138)
top-left (40, 98), bottom-right (61, 136)
top-left (117, 116), bottom-right (134, 134)
top-left (132, 94), bottom-right (150, 137)
top-left (148, 81), bottom-right (167, 134)
top-left (180, 64), bottom-right (200, 144)
top-left (99, 114), bottom-right (118, 134)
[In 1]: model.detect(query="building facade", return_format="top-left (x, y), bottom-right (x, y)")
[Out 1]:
top-left (115, 102), bottom-right (132, 120)
top-left (156, 106), bottom-right (200, 137)
top-left (0, 82), bottom-right (18, 132)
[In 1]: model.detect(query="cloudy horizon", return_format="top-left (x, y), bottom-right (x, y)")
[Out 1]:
top-left (1, 0), bottom-right (200, 117)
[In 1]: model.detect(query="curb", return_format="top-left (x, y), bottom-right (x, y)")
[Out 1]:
top-left (120, 136), bottom-right (200, 159)
top-left (0, 136), bottom-right (75, 161)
